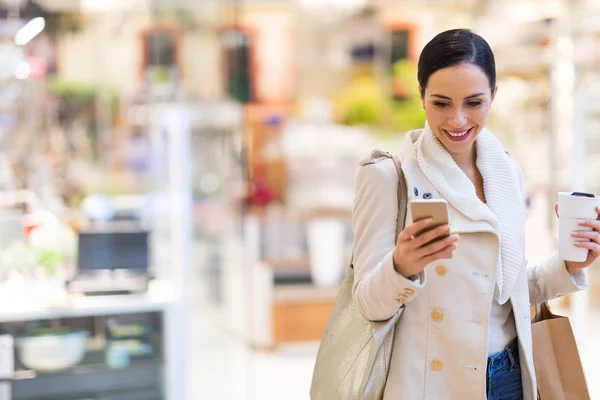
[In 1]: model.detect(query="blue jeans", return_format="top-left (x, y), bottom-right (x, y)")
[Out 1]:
top-left (486, 338), bottom-right (523, 400)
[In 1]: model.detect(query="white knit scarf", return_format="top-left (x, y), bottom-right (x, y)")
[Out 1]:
top-left (414, 123), bottom-right (527, 304)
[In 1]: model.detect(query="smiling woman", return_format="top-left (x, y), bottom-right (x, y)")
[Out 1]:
top-left (312, 28), bottom-right (595, 400)
top-left (418, 30), bottom-right (497, 164)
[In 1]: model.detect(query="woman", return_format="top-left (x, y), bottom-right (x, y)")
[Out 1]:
top-left (352, 29), bottom-right (599, 400)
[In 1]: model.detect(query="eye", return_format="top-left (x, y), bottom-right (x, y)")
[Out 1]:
top-left (466, 101), bottom-right (483, 108)
top-left (433, 102), bottom-right (450, 109)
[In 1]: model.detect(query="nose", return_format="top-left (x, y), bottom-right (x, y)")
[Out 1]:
top-left (448, 108), bottom-right (467, 128)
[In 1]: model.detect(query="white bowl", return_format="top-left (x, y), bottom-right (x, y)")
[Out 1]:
top-left (17, 330), bottom-right (88, 372)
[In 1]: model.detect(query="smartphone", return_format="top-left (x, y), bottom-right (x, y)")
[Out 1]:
top-left (410, 199), bottom-right (450, 238)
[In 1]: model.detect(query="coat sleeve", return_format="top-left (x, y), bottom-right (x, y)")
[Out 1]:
top-left (527, 254), bottom-right (587, 305)
top-left (351, 159), bottom-right (427, 321)
top-left (511, 159), bottom-right (588, 304)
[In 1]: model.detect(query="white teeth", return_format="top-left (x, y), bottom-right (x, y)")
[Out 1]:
top-left (446, 129), bottom-right (470, 137)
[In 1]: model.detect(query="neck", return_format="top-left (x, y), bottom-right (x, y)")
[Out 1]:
top-left (450, 143), bottom-right (477, 172)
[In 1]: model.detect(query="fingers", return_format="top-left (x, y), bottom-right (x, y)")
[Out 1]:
top-left (421, 243), bottom-right (457, 265)
top-left (416, 234), bottom-right (459, 259)
top-left (411, 224), bottom-right (451, 249)
top-left (574, 241), bottom-right (600, 254)
top-left (571, 230), bottom-right (600, 243)
top-left (577, 218), bottom-right (600, 232)
top-left (398, 218), bottom-right (433, 242)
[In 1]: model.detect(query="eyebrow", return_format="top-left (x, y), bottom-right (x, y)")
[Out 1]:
top-left (431, 93), bottom-right (486, 100)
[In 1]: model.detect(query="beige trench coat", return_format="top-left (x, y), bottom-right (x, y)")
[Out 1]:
top-left (352, 129), bottom-right (587, 400)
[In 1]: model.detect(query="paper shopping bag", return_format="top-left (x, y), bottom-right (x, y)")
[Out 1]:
top-left (531, 302), bottom-right (590, 400)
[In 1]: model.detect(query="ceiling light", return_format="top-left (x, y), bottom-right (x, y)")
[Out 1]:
top-left (15, 17), bottom-right (45, 46)
top-left (14, 62), bottom-right (30, 80)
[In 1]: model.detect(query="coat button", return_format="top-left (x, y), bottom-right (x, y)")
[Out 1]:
top-left (431, 309), bottom-right (443, 322)
top-left (431, 360), bottom-right (444, 371)
top-left (403, 288), bottom-right (415, 296)
top-left (435, 265), bottom-right (447, 276)
top-left (395, 294), bottom-right (408, 303)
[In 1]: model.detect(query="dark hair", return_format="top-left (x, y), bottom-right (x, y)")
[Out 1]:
top-left (417, 29), bottom-right (496, 97)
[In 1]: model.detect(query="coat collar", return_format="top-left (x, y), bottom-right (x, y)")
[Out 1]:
top-left (401, 123), bottom-right (527, 304)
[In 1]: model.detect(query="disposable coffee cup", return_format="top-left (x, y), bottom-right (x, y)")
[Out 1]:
top-left (558, 192), bottom-right (600, 262)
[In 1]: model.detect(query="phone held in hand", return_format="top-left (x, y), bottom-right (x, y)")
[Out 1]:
top-left (410, 199), bottom-right (450, 239)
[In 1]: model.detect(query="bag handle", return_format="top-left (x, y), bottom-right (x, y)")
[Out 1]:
top-left (531, 266), bottom-right (554, 321)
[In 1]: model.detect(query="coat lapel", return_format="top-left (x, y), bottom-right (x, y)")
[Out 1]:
top-left (404, 124), bottom-right (527, 304)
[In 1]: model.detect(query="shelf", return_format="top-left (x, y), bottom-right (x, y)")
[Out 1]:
top-left (273, 284), bottom-right (337, 343)
top-left (0, 283), bottom-right (175, 323)
top-left (299, 208), bottom-right (352, 220)
top-left (263, 256), bottom-right (310, 271)
top-left (13, 352), bottom-right (163, 381)
top-left (274, 284), bottom-right (339, 304)
top-left (12, 356), bottom-right (163, 400)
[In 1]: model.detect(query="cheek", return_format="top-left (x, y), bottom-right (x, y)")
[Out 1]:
top-left (425, 108), bottom-right (446, 124)
top-left (470, 107), bottom-right (491, 124)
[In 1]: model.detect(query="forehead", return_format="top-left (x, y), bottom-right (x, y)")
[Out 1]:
top-left (425, 63), bottom-right (491, 97)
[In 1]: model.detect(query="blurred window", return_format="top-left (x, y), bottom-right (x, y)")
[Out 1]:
top-left (221, 29), bottom-right (254, 103)
top-left (390, 29), bottom-right (410, 65)
top-left (147, 31), bottom-right (175, 67)
top-left (140, 29), bottom-right (179, 83)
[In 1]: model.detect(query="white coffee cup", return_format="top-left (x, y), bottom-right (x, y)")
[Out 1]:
top-left (558, 192), bottom-right (600, 262)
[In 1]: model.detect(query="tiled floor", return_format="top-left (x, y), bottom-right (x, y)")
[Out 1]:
top-left (190, 302), bottom-right (318, 400)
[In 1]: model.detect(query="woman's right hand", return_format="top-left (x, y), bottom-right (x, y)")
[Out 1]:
top-left (392, 219), bottom-right (459, 278)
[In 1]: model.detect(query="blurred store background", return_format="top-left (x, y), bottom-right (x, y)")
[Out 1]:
top-left (0, 0), bottom-right (596, 399)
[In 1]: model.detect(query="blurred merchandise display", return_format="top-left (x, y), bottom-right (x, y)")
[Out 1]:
top-left (0, 0), bottom-right (596, 397)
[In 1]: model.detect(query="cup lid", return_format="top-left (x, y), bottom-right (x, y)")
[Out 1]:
top-left (559, 191), bottom-right (598, 199)
top-left (559, 192), bottom-right (600, 218)
top-left (571, 191), bottom-right (596, 198)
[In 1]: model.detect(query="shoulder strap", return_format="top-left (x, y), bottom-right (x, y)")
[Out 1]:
top-left (390, 154), bottom-right (408, 238)
top-left (354, 149), bottom-right (408, 265)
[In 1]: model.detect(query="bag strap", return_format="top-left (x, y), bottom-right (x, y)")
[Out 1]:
top-left (389, 153), bottom-right (408, 239)
top-left (531, 265), bottom-right (554, 321)
top-left (351, 150), bottom-right (408, 267)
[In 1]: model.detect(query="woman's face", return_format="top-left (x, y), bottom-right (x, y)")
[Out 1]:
top-left (421, 63), bottom-right (497, 157)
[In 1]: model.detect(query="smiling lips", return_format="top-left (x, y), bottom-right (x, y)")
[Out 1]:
top-left (443, 127), bottom-right (474, 142)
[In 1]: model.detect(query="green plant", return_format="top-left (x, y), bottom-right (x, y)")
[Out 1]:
top-left (47, 79), bottom-right (120, 162)
top-left (334, 73), bottom-right (388, 126)
top-left (389, 59), bottom-right (426, 132)
top-left (333, 60), bottom-right (425, 132)
top-left (47, 79), bottom-right (119, 124)
top-left (43, 11), bottom-right (87, 37)
top-left (47, 79), bottom-right (96, 106)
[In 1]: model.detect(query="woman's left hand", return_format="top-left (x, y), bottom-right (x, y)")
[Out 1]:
top-left (555, 203), bottom-right (600, 274)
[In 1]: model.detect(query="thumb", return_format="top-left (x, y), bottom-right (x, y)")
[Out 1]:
top-left (554, 202), bottom-right (559, 218)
